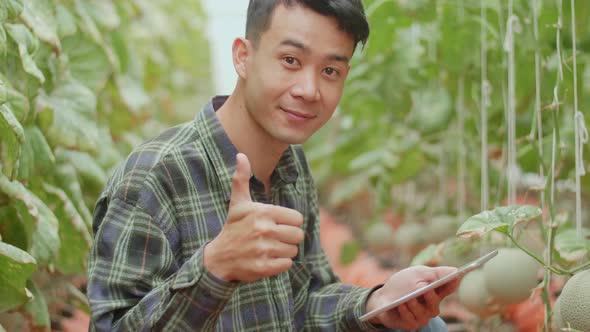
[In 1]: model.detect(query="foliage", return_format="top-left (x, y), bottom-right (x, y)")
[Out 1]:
top-left (0, 0), bottom-right (211, 329)
top-left (303, 1), bottom-right (590, 329)
top-left (306, 0), bottom-right (590, 217)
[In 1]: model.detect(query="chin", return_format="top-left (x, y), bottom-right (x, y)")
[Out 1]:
top-left (274, 132), bottom-right (310, 145)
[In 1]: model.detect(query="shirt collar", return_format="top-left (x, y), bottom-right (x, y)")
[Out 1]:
top-left (194, 96), bottom-right (299, 202)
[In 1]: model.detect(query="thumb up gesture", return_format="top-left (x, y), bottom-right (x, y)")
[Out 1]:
top-left (204, 153), bottom-right (305, 282)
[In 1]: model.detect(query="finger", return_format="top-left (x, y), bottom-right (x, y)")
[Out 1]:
top-left (376, 310), bottom-right (402, 330)
top-left (422, 290), bottom-right (442, 316)
top-left (397, 303), bottom-right (418, 329)
top-left (267, 240), bottom-right (299, 259)
top-left (273, 224), bottom-right (305, 245)
top-left (264, 205), bottom-right (304, 227)
top-left (229, 153), bottom-right (253, 206)
top-left (407, 298), bottom-right (433, 328)
top-left (436, 278), bottom-right (460, 299)
top-left (413, 265), bottom-right (458, 283)
top-left (432, 266), bottom-right (458, 279)
top-left (258, 258), bottom-right (293, 277)
top-left (406, 298), bottom-right (427, 319)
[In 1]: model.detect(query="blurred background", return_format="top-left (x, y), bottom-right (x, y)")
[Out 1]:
top-left (1, 0), bottom-right (589, 331)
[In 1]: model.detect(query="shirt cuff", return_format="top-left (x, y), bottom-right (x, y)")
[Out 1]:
top-left (346, 285), bottom-right (389, 331)
top-left (170, 244), bottom-right (239, 301)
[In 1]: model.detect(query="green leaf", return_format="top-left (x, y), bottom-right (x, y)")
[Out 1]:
top-left (389, 147), bottom-right (426, 185)
top-left (409, 86), bottom-right (453, 135)
top-left (0, 206), bottom-right (29, 251)
top-left (19, 0), bottom-right (60, 52)
top-left (37, 100), bottom-right (101, 153)
top-left (83, 0), bottom-right (120, 30)
top-left (23, 280), bottom-right (49, 328)
top-left (17, 126), bottom-right (55, 181)
top-left (0, 74), bottom-right (30, 123)
top-left (46, 80), bottom-right (97, 116)
top-left (0, 25), bottom-right (6, 54)
top-left (25, 126), bottom-right (55, 169)
top-left (61, 33), bottom-right (112, 92)
top-left (4, 23), bottom-right (45, 83)
top-left (0, 322), bottom-right (6, 332)
top-left (116, 75), bottom-right (150, 113)
top-left (340, 240), bottom-right (360, 266)
top-left (55, 4), bottom-right (77, 38)
top-left (554, 228), bottom-right (590, 263)
top-left (43, 183), bottom-right (92, 274)
top-left (0, 0), bottom-right (23, 21)
top-left (0, 174), bottom-right (60, 265)
top-left (0, 241), bottom-right (36, 313)
top-left (457, 205), bottom-right (542, 240)
top-left (56, 149), bottom-right (107, 188)
top-left (0, 104), bottom-right (25, 180)
top-left (73, 0), bottom-right (119, 71)
top-left (54, 163), bottom-right (92, 229)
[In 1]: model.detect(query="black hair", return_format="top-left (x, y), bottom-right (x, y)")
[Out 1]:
top-left (246, 0), bottom-right (369, 49)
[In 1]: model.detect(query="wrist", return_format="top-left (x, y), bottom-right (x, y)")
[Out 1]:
top-left (365, 287), bottom-right (384, 325)
top-left (203, 240), bottom-right (232, 281)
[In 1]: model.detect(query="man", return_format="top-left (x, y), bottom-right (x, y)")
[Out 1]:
top-left (87, 1), bottom-right (459, 331)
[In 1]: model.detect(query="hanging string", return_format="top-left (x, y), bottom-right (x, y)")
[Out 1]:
top-left (570, 0), bottom-right (586, 235)
top-left (533, 0), bottom-right (545, 213)
top-left (504, 0), bottom-right (519, 205)
top-left (480, 0), bottom-right (490, 211)
top-left (458, 76), bottom-right (466, 220)
top-left (552, 0), bottom-right (563, 207)
top-left (456, 0), bottom-right (466, 220)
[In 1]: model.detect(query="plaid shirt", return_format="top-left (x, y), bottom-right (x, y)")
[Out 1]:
top-left (87, 96), bottom-right (380, 331)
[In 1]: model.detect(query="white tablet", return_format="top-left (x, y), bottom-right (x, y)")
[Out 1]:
top-left (359, 249), bottom-right (499, 322)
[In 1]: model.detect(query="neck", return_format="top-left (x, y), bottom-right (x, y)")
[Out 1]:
top-left (216, 87), bottom-right (288, 187)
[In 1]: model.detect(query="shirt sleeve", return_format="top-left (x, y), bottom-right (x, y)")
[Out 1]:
top-left (87, 196), bottom-right (239, 331)
top-left (302, 188), bottom-right (387, 332)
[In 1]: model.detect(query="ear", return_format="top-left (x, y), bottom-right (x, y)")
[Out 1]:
top-left (232, 37), bottom-right (252, 79)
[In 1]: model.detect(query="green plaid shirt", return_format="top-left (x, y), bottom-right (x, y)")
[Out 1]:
top-left (87, 96), bottom-right (380, 331)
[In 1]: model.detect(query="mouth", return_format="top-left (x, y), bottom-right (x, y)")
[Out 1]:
top-left (280, 107), bottom-right (316, 120)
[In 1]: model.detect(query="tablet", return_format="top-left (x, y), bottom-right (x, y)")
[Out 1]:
top-left (359, 249), bottom-right (499, 322)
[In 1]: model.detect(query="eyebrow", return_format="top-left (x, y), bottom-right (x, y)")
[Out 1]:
top-left (279, 38), bottom-right (350, 63)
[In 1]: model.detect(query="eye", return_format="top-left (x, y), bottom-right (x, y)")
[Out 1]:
top-left (323, 67), bottom-right (340, 77)
top-left (282, 56), bottom-right (300, 68)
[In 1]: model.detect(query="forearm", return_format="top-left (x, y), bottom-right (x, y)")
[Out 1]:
top-left (90, 247), bottom-right (238, 331)
top-left (305, 282), bottom-right (382, 331)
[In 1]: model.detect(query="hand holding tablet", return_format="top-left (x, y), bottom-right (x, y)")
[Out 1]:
top-left (360, 249), bottom-right (499, 322)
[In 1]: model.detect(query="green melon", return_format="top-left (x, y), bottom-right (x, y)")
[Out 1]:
top-left (458, 269), bottom-right (496, 317)
top-left (483, 248), bottom-right (539, 305)
top-left (425, 215), bottom-right (458, 243)
top-left (365, 221), bottom-right (395, 252)
top-left (557, 269), bottom-right (590, 331)
top-left (393, 222), bottom-right (425, 249)
top-left (551, 297), bottom-right (563, 331)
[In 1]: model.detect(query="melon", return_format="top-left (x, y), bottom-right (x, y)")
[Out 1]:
top-left (556, 269), bottom-right (590, 331)
top-left (483, 248), bottom-right (539, 305)
top-left (458, 269), bottom-right (496, 317)
top-left (364, 221), bottom-right (395, 252)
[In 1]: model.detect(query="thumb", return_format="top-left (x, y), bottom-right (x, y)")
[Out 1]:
top-left (229, 153), bottom-right (252, 205)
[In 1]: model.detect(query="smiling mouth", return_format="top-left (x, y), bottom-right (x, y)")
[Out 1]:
top-left (280, 107), bottom-right (316, 119)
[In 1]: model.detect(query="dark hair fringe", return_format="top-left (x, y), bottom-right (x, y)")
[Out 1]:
top-left (246, 0), bottom-right (369, 49)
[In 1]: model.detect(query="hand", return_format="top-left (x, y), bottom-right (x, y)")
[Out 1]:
top-left (204, 153), bottom-right (305, 282)
top-left (365, 265), bottom-right (459, 330)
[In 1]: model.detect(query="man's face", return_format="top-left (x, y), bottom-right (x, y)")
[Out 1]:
top-left (242, 4), bottom-right (355, 145)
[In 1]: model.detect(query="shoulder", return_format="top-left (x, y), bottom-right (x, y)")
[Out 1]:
top-left (104, 120), bottom-right (204, 205)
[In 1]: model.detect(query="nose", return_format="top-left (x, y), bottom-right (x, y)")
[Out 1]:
top-left (290, 69), bottom-right (320, 102)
